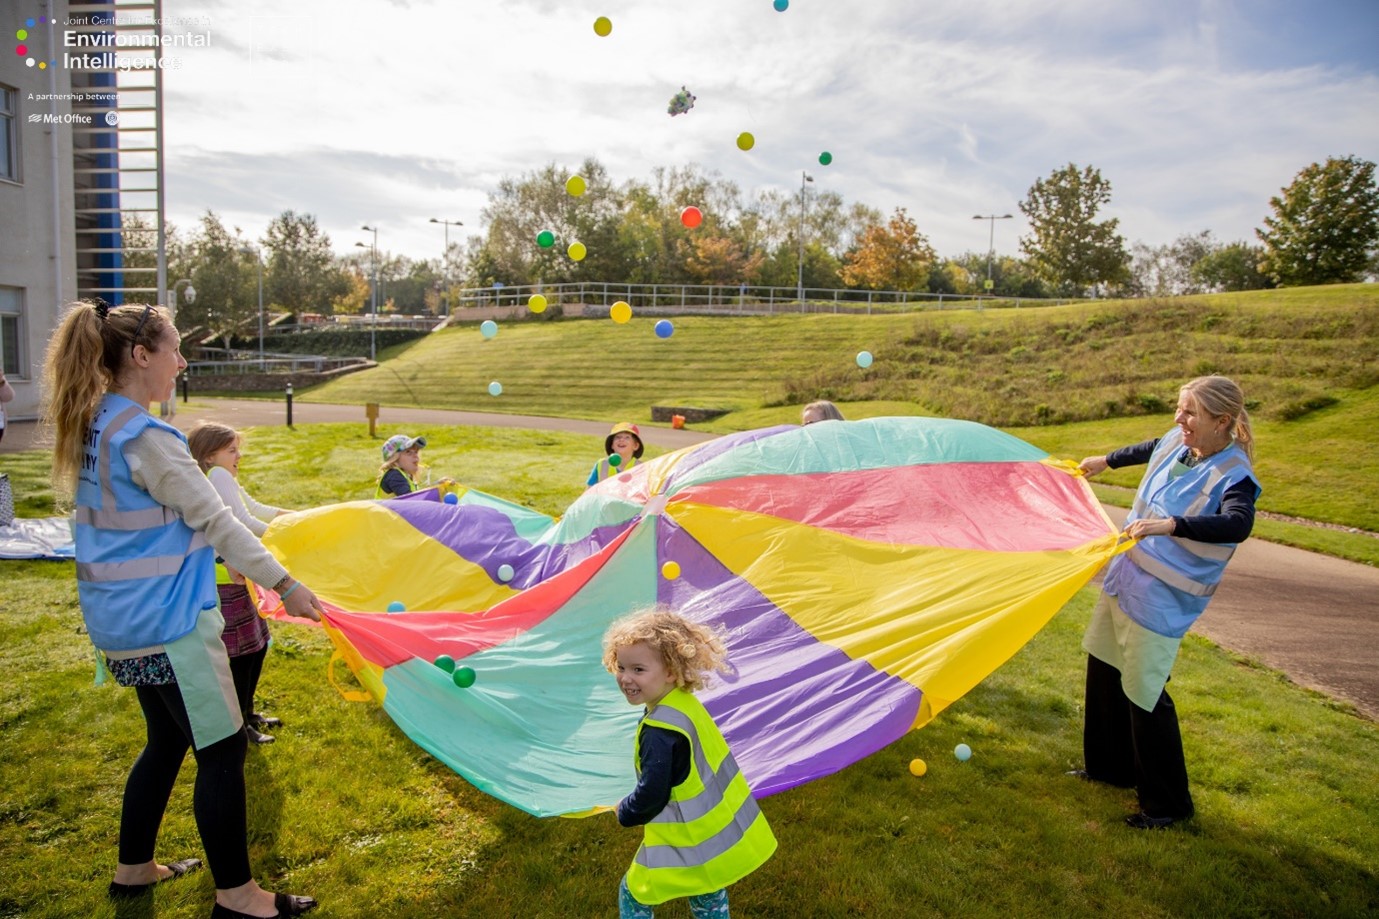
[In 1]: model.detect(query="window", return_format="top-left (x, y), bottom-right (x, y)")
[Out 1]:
top-left (0, 288), bottom-right (23, 377)
top-left (0, 84), bottom-right (17, 182)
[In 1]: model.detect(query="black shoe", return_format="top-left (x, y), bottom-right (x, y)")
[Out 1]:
top-left (108, 857), bottom-right (202, 898)
top-left (248, 712), bottom-right (282, 728)
top-left (1125, 811), bottom-right (1189, 830)
top-left (1065, 769), bottom-right (1092, 781)
top-left (245, 725), bottom-right (275, 745)
top-left (210, 892), bottom-right (317, 918)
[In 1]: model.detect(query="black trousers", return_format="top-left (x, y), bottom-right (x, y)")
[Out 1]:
top-left (120, 684), bottom-right (252, 889)
top-left (1082, 654), bottom-right (1194, 819)
top-left (228, 645), bottom-right (268, 720)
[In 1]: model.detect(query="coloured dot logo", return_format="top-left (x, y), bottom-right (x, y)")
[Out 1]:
top-left (15, 16), bottom-right (57, 69)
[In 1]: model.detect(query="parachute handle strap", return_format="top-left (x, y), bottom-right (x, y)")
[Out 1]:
top-left (328, 649), bottom-right (374, 703)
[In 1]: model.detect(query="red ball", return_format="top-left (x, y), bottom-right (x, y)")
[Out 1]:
top-left (680, 206), bottom-right (703, 229)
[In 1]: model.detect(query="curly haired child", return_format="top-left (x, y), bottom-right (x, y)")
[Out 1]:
top-left (602, 608), bottom-right (776, 919)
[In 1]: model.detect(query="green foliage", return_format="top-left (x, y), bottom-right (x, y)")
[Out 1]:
top-left (1191, 241), bottom-right (1274, 293)
top-left (264, 211), bottom-right (350, 314)
top-left (228, 327), bottom-right (430, 357)
top-left (177, 211), bottom-right (260, 342)
top-left (1258, 155), bottom-right (1379, 287)
top-left (1019, 163), bottom-right (1133, 294)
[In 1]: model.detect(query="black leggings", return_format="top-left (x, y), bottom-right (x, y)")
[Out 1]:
top-left (120, 684), bottom-right (252, 889)
top-left (229, 646), bottom-right (268, 720)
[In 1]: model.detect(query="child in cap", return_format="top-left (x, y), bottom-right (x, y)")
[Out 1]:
top-left (587, 422), bottom-right (644, 487)
top-left (603, 608), bottom-right (776, 918)
top-left (377, 434), bottom-right (428, 498)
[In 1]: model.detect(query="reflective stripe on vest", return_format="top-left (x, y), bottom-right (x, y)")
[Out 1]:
top-left (1126, 544), bottom-right (1217, 597)
top-left (375, 469), bottom-right (418, 499)
top-left (625, 689), bottom-right (776, 905)
top-left (595, 455), bottom-right (638, 483)
top-left (75, 394), bottom-right (218, 651)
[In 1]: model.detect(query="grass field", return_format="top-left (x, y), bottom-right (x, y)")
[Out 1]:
top-left (1, 426), bottom-right (1376, 918)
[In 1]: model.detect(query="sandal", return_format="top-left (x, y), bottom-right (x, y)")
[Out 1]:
top-left (108, 857), bottom-right (202, 898)
top-left (210, 892), bottom-right (318, 918)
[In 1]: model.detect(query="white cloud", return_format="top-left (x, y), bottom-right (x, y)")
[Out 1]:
top-left (162, 0), bottom-right (1379, 264)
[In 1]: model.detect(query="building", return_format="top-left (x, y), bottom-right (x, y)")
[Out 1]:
top-left (1, 0), bottom-right (168, 422)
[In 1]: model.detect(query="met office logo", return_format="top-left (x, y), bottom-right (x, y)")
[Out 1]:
top-left (14, 14), bottom-right (58, 69)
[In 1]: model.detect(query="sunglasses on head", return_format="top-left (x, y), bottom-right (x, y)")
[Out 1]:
top-left (130, 305), bottom-right (153, 359)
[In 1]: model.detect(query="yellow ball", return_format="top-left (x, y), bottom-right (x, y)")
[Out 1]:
top-left (528, 294), bottom-right (548, 313)
top-left (593, 16), bottom-right (612, 37)
top-left (610, 301), bottom-right (632, 323)
top-left (736, 132), bottom-right (755, 151)
top-left (661, 561), bottom-right (681, 580)
top-left (568, 242), bottom-right (587, 262)
top-left (908, 758), bottom-right (927, 777)
top-left (566, 175), bottom-right (586, 197)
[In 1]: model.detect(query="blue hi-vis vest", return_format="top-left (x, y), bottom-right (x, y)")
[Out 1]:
top-left (75, 394), bottom-right (218, 652)
top-left (1105, 427), bottom-right (1259, 638)
top-left (625, 688), bottom-right (776, 906)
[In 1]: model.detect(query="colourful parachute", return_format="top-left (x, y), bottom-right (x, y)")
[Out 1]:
top-left (261, 418), bottom-right (1120, 817)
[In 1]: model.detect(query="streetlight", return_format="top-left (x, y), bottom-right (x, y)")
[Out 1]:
top-left (972, 213), bottom-right (1014, 296)
top-left (359, 224), bottom-right (378, 361)
top-left (169, 278), bottom-right (195, 314)
top-left (429, 218), bottom-right (463, 316)
top-left (798, 171), bottom-right (814, 307)
top-left (240, 245), bottom-right (264, 367)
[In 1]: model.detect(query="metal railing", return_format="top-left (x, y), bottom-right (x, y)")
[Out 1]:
top-left (185, 349), bottom-right (369, 375)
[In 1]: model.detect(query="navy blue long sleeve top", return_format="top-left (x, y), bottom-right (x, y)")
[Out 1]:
top-left (1107, 438), bottom-right (1258, 543)
top-left (615, 723), bottom-right (690, 827)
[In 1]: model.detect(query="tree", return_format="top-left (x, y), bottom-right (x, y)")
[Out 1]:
top-left (262, 211), bottom-right (349, 313)
top-left (840, 208), bottom-right (936, 291)
top-left (181, 211), bottom-right (258, 346)
top-left (1257, 155), bottom-right (1379, 287)
top-left (1018, 163), bottom-right (1131, 294)
top-left (1191, 242), bottom-right (1273, 292)
top-left (1129, 231), bottom-right (1217, 297)
top-left (685, 235), bottom-right (763, 286)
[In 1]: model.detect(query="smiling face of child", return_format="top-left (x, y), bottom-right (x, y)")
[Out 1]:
top-left (207, 437), bottom-right (242, 478)
top-left (398, 446), bottom-right (421, 476)
top-left (614, 641), bottom-right (677, 708)
top-left (610, 432), bottom-right (638, 461)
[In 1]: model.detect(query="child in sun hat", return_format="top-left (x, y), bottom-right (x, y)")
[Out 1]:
top-left (603, 608), bottom-right (776, 918)
top-left (376, 434), bottom-right (428, 498)
top-left (587, 422), bottom-right (644, 487)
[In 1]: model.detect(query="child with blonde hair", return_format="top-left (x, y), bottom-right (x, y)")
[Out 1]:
top-left (602, 608), bottom-right (776, 918)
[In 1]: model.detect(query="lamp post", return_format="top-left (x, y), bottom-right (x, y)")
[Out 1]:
top-left (240, 245), bottom-right (264, 367)
top-left (972, 213), bottom-right (1014, 297)
top-left (169, 278), bottom-right (196, 316)
top-left (797, 170), bottom-right (814, 308)
top-left (359, 224), bottom-right (378, 361)
top-left (429, 218), bottom-right (463, 317)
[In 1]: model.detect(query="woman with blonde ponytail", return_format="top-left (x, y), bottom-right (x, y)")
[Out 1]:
top-left (1072, 375), bottom-right (1260, 831)
top-left (43, 301), bottom-right (322, 918)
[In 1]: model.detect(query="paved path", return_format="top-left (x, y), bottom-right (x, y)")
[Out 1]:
top-left (6, 399), bottom-right (1377, 720)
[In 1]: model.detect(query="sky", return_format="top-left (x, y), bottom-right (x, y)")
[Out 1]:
top-left (143, 0), bottom-right (1379, 267)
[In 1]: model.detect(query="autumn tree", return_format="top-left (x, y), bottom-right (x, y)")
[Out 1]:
top-left (1257, 155), bottom-right (1379, 286)
top-left (685, 235), bottom-right (764, 286)
top-left (1019, 163), bottom-right (1131, 294)
top-left (840, 208), bottom-right (936, 291)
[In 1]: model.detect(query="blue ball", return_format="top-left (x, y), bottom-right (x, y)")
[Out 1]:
top-left (480, 320), bottom-right (498, 339)
top-left (443, 492), bottom-right (459, 505)
top-left (497, 563), bottom-right (515, 582)
top-left (488, 381), bottom-right (503, 396)
top-left (856, 350), bottom-right (874, 369)
top-left (954, 743), bottom-right (972, 762)
top-left (774, 0), bottom-right (789, 10)
top-left (654, 319), bottom-right (674, 339)
top-left (386, 601), bottom-right (406, 613)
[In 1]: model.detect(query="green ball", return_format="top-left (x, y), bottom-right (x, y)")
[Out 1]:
top-left (819, 151), bottom-right (833, 166)
top-left (608, 453), bottom-right (622, 467)
top-left (434, 654), bottom-right (456, 673)
top-left (452, 666), bottom-right (476, 688)
top-left (536, 230), bottom-right (555, 248)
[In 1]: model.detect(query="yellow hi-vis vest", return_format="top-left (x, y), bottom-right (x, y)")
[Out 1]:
top-left (625, 688), bottom-right (776, 905)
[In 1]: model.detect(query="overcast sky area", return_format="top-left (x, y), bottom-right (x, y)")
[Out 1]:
top-left (158, 0), bottom-right (1379, 268)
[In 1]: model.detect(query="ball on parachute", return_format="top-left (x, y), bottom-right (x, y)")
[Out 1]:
top-left (452, 667), bottom-right (476, 688)
top-left (443, 492), bottom-right (459, 505)
top-left (387, 601), bottom-right (406, 613)
top-left (654, 319), bottom-right (674, 339)
top-left (480, 320), bottom-right (498, 339)
top-left (497, 563), bottom-right (514, 582)
top-left (610, 301), bottom-right (632, 324)
top-left (434, 654), bottom-right (456, 673)
top-left (661, 561), bottom-right (681, 580)
top-left (954, 743), bottom-right (972, 762)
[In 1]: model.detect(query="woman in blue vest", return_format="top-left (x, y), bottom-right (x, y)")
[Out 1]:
top-left (44, 302), bottom-right (322, 918)
top-left (1074, 375), bottom-right (1259, 830)
top-left (604, 609), bottom-right (776, 918)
